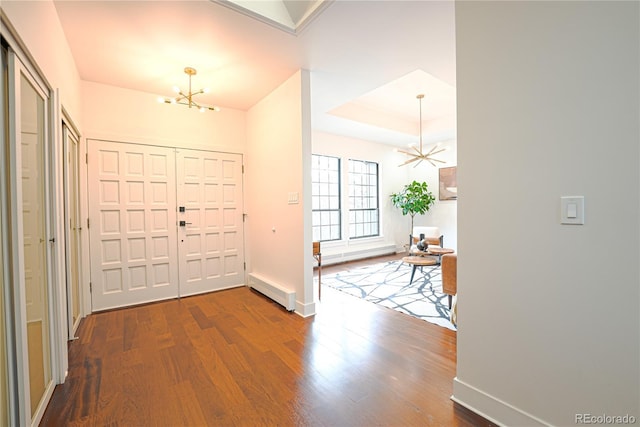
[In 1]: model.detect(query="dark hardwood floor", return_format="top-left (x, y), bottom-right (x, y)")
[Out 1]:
top-left (41, 255), bottom-right (494, 426)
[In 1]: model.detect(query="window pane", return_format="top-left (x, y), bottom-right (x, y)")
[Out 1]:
top-left (320, 197), bottom-right (329, 210)
top-left (331, 226), bottom-right (340, 240)
top-left (311, 154), bottom-right (341, 242)
top-left (329, 196), bottom-right (339, 210)
top-left (348, 159), bottom-right (379, 239)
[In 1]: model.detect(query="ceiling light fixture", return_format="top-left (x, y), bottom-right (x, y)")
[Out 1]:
top-left (158, 67), bottom-right (220, 112)
top-left (397, 94), bottom-right (446, 167)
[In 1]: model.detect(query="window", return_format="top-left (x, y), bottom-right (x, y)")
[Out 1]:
top-left (311, 155), bottom-right (341, 242)
top-left (348, 159), bottom-right (379, 239)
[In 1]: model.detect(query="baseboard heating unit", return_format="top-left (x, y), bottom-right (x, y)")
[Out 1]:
top-left (248, 273), bottom-right (296, 312)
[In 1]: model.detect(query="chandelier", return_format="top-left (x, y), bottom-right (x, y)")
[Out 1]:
top-left (158, 67), bottom-right (220, 112)
top-left (397, 94), bottom-right (446, 167)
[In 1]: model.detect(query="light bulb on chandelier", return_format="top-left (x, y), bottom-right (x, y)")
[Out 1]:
top-left (397, 94), bottom-right (447, 167)
top-left (158, 67), bottom-right (220, 112)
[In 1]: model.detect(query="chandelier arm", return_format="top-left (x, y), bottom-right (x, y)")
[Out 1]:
top-left (413, 159), bottom-right (423, 168)
top-left (399, 156), bottom-right (422, 166)
top-left (428, 148), bottom-right (448, 156)
top-left (175, 92), bottom-right (189, 103)
top-left (425, 143), bottom-right (447, 156)
top-left (396, 149), bottom-right (418, 156)
top-left (411, 146), bottom-right (423, 156)
top-left (427, 157), bottom-right (447, 164)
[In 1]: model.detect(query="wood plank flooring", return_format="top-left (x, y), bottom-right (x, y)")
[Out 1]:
top-left (41, 255), bottom-right (494, 426)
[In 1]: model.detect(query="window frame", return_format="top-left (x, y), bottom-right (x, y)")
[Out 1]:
top-left (347, 158), bottom-right (380, 240)
top-left (311, 154), bottom-right (342, 242)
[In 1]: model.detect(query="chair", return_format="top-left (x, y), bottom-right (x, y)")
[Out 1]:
top-left (409, 226), bottom-right (444, 252)
top-left (313, 241), bottom-right (322, 300)
top-left (441, 253), bottom-right (457, 309)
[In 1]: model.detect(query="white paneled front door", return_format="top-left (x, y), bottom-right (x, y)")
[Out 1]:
top-left (88, 141), bottom-right (179, 311)
top-left (176, 149), bottom-right (244, 297)
top-left (88, 141), bottom-right (244, 311)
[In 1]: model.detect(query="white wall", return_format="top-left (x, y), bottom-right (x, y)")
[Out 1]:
top-left (313, 131), bottom-right (458, 259)
top-left (246, 70), bottom-right (314, 315)
top-left (81, 81), bottom-right (246, 152)
top-left (2, 0), bottom-right (83, 124)
top-left (454, 2), bottom-right (639, 426)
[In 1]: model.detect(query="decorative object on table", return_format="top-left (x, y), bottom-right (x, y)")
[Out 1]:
top-left (157, 67), bottom-right (221, 112)
top-left (323, 259), bottom-right (455, 330)
top-left (397, 94), bottom-right (447, 167)
top-left (410, 226), bottom-right (444, 255)
top-left (439, 166), bottom-right (457, 201)
top-left (390, 180), bottom-right (436, 236)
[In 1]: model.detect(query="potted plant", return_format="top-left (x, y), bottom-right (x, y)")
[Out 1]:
top-left (390, 180), bottom-right (436, 238)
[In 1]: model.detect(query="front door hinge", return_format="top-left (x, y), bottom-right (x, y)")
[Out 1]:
top-left (87, 218), bottom-right (90, 229)
top-left (242, 165), bottom-right (244, 174)
top-left (89, 282), bottom-right (92, 293)
top-left (243, 262), bottom-right (246, 271)
top-left (86, 153), bottom-right (88, 164)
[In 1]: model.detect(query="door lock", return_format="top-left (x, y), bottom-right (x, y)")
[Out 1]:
top-left (179, 220), bottom-right (192, 227)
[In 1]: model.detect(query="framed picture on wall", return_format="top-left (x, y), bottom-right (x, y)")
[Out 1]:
top-left (439, 166), bottom-right (457, 200)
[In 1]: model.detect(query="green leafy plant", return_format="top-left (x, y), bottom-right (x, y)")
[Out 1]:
top-left (390, 180), bottom-right (436, 232)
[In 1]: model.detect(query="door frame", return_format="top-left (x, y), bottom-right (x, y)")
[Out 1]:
top-left (1, 36), bottom-right (18, 427)
top-left (61, 118), bottom-right (83, 339)
top-left (86, 138), bottom-right (246, 311)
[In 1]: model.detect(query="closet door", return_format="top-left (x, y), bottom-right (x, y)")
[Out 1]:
top-left (63, 124), bottom-right (82, 337)
top-left (88, 140), bottom-right (178, 311)
top-left (176, 149), bottom-right (245, 297)
top-left (7, 50), bottom-right (54, 425)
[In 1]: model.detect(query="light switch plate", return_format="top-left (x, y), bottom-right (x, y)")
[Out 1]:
top-left (561, 196), bottom-right (584, 225)
top-left (288, 192), bottom-right (299, 204)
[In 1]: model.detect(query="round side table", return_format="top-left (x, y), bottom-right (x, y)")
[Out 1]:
top-left (402, 256), bottom-right (437, 284)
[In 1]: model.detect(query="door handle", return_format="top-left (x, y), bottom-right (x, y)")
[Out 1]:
top-left (179, 221), bottom-right (192, 227)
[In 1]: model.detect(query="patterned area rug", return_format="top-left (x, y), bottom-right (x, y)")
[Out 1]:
top-left (323, 259), bottom-right (456, 330)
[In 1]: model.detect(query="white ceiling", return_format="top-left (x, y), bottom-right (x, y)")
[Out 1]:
top-left (52, 0), bottom-right (457, 147)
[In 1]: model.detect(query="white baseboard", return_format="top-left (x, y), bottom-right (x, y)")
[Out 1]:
top-left (321, 243), bottom-right (397, 266)
top-left (247, 273), bottom-right (296, 311)
top-left (452, 377), bottom-right (551, 426)
top-left (294, 300), bottom-right (316, 317)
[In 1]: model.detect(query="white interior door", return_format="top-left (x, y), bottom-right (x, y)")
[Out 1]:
top-left (176, 149), bottom-right (244, 297)
top-left (88, 140), bottom-right (179, 311)
top-left (63, 124), bottom-right (82, 337)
